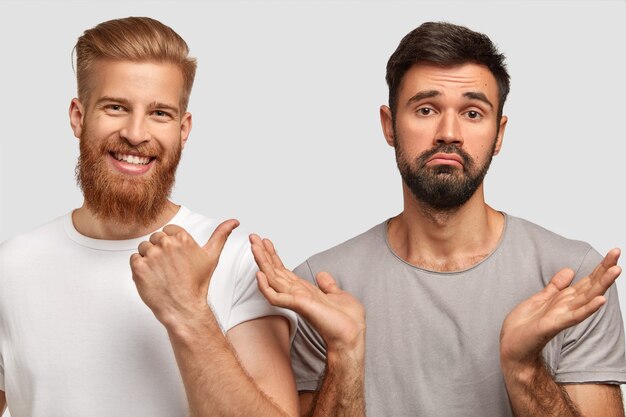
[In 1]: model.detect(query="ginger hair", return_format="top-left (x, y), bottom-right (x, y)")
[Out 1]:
top-left (75, 16), bottom-right (197, 111)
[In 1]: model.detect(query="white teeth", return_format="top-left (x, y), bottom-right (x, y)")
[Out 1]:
top-left (114, 153), bottom-right (151, 165)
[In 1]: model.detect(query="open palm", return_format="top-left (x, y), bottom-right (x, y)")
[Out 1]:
top-left (249, 234), bottom-right (365, 352)
top-left (500, 249), bottom-right (621, 364)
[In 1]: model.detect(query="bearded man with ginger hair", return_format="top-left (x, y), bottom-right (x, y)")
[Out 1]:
top-left (0, 17), bottom-right (300, 417)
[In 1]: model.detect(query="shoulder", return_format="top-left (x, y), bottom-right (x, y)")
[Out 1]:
top-left (505, 214), bottom-right (593, 254)
top-left (0, 215), bottom-right (69, 287)
top-left (506, 215), bottom-right (589, 249)
top-left (173, 207), bottom-right (250, 256)
top-left (503, 213), bottom-right (601, 276)
top-left (297, 221), bottom-right (387, 276)
top-left (0, 215), bottom-right (66, 256)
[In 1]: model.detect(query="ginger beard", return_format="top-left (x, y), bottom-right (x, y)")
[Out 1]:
top-left (76, 125), bottom-right (182, 227)
top-left (395, 135), bottom-right (497, 212)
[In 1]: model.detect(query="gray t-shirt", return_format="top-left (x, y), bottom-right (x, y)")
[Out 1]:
top-left (291, 214), bottom-right (626, 416)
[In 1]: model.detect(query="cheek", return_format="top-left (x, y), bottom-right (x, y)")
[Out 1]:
top-left (151, 124), bottom-right (183, 145)
top-left (470, 138), bottom-right (498, 164)
top-left (84, 116), bottom-right (123, 139)
top-left (395, 119), bottom-right (436, 148)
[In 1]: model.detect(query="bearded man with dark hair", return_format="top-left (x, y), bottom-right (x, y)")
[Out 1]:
top-left (250, 21), bottom-right (626, 417)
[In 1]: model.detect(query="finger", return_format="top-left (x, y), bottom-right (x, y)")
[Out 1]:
top-left (250, 241), bottom-right (297, 293)
top-left (572, 265), bottom-right (622, 307)
top-left (256, 271), bottom-right (295, 309)
top-left (129, 253), bottom-right (143, 270)
top-left (316, 271), bottom-right (343, 295)
top-left (250, 238), bottom-right (276, 275)
top-left (263, 238), bottom-right (285, 269)
top-left (572, 251), bottom-right (623, 297)
top-left (149, 231), bottom-right (167, 245)
top-left (583, 249), bottom-right (622, 287)
top-left (249, 234), bottom-right (266, 263)
top-left (249, 233), bottom-right (262, 246)
top-left (162, 224), bottom-right (186, 236)
top-left (137, 241), bottom-right (153, 257)
top-left (602, 248), bottom-right (621, 269)
top-left (202, 219), bottom-right (240, 261)
top-left (544, 268), bottom-right (575, 295)
top-left (562, 295), bottom-right (607, 329)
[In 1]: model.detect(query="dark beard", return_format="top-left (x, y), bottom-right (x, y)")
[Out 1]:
top-left (395, 139), bottom-right (495, 212)
top-left (76, 128), bottom-right (182, 228)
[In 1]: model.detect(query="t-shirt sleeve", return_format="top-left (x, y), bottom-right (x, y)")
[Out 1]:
top-left (290, 261), bottom-right (327, 392)
top-left (554, 247), bottom-right (626, 384)
top-left (226, 245), bottom-right (297, 341)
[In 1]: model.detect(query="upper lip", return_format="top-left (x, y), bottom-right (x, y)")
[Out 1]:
top-left (111, 151), bottom-right (154, 158)
top-left (427, 152), bottom-right (463, 164)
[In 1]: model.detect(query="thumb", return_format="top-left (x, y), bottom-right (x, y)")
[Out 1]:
top-left (316, 271), bottom-right (342, 294)
top-left (203, 219), bottom-right (240, 261)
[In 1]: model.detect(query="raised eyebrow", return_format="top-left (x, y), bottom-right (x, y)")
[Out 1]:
top-left (463, 91), bottom-right (494, 109)
top-left (406, 90), bottom-right (440, 106)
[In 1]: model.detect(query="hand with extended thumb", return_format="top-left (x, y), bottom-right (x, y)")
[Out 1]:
top-left (130, 220), bottom-right (239, 327)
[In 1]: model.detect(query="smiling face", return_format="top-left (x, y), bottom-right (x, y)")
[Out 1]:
top-left (381, 62), bottom-right (507, 211)
top-left (70, 60), bottom-right (191, 226)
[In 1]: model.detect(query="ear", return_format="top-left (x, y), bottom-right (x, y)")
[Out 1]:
top-left (69, 98), bottom-right (85, 139)
top-left (380, 105), bottom-right (395, 147)
top-left (493, 115), bottom-right (508, 156)
top-left (180, 112), bottom-right (192, 149)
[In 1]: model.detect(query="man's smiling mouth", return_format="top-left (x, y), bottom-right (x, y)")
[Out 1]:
top-left (111, 152), bottom-right (154, 166)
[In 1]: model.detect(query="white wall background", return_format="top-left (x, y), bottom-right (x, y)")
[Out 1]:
top-left (0, 0), bottom-right (624, 414)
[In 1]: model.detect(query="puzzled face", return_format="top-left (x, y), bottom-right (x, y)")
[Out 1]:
top-left (382, 62), bottom-right (507, 210)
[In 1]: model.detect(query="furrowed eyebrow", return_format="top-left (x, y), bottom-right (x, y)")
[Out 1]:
top-left (463, 91), bottom-right (494, 109)
top-left (406, 90), bottom-right (440, 106)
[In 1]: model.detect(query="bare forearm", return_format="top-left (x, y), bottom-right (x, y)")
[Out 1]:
top-left (503, 357), bottom-right (582, 417)
top-left (0, 390), bottom-right (5, 415)
top-left (310, 349), bottom-right (365, 417)
top-left (166, 310), bottom-right (290, 417)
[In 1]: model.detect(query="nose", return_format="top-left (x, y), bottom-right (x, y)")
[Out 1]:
top-left (434, 111), bottom-right (463, 146)
top-left (120, 113), bottom-right (150, 146)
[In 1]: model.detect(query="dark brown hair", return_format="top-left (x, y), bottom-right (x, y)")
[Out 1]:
top-left (386, 22), bottom-right (510, 120)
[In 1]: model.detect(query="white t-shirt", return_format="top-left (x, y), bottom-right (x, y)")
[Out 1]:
top-left (0, 206), bottom-right (296, 417)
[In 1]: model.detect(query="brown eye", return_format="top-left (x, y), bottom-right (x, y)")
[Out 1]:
top-left (153, 110), bottom-right (171, 119)
top-left (105, 104), bottom-right (126, 113)
top-left (418, 108), bottom-right (432, 116)
top-left (466, 110), bottom-right (481, 119)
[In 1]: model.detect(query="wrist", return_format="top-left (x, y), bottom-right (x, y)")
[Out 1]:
top-left (326, 320), bottom-right (366, 358)
top-left (500, 354), bottom-right (545, 385)
top-left (326, 335), bottom-right (366, 370)
top-left (162, 306), bottom-right (220, 341)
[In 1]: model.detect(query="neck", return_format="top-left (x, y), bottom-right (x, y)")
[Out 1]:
top-left (72, 200), bottom-right (180, 240)
top-left (387, 183), bottom-right (504, 272)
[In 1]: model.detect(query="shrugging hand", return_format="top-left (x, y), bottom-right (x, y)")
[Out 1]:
top-left (249, 234), bottom-right (365, 354)
top-left (500, 248), bottom-right (621, 367)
